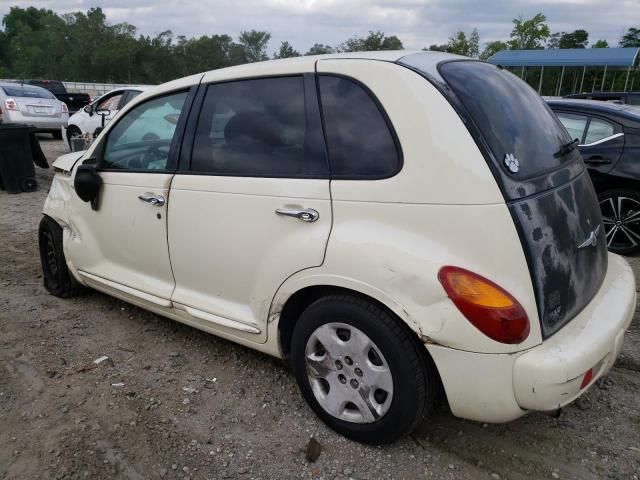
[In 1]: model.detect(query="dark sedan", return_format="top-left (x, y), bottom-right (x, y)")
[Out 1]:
top-left (548, 99), bottom-right (640, 255)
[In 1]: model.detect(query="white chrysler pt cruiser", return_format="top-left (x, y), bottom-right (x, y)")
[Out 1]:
top-left (39, 51), bottom-right (636, 444)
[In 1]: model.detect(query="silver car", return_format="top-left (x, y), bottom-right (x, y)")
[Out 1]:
top-left (0, 82), bottom-right (69, 138)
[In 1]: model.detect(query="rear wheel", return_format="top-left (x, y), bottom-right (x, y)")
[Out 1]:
top-left (38, 216), bottom-right (84, 298)
top-left (599, 189), bottom-right (640, 255)
top-left (291, 295), bottom-right (437, 444)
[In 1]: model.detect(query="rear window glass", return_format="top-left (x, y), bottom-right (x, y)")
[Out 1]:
top-left (584, 118), bottom-right (615, 144)
top-left (438, 61), bottom-right (574, 180)
top-left (28, 80), bottom-right (66, 94)
top-left (318, 76), bottom-right (401, 179)
top-left (1, 85), bottom-right (55, 99)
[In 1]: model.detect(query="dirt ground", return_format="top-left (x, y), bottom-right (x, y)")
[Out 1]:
top-left (1, 137), bottom-right (640, 480)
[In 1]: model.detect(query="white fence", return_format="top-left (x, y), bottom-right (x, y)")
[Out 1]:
top-left (0, 79), bottom-right (153, 98)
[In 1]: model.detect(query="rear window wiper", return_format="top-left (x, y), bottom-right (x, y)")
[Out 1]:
top-left (554, 138), bottom-right (579, 159)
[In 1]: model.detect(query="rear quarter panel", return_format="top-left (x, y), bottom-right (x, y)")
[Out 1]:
top-left (270, 60), bottom-right (542, 354)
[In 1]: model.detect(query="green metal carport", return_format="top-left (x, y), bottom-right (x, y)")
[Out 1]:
top-left (487, 47), bottom-right (640, 95)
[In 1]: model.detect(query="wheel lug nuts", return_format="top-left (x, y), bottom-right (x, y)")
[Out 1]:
top-left (335, 360), bottom-right (343, 370)
top-left (338, 374), bottom-right (347, 384)
top-left (344, 356), bottom-right (353, 366)
top-left (350, 379), bottom-right (359, 389)
top-left (354, 368), bottom-right (363, 377)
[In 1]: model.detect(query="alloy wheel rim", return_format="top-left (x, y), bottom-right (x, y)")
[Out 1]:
top-left (304, 322), bottom-right (394, 424)
top-left (600, 196), bottom-right (640, 250)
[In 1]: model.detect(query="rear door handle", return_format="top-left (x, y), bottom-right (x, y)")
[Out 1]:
top-left (584, 156), bottom-right (612, 165)
top-left (138, 193), bottom-right (165, 206)
top-left (275, 208), bottom-right (319, 223)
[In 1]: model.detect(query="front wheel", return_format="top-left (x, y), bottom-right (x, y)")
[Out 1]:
top-left (291, 295), bottom-right (437, 444)
top-left (38, 216), bottom-right (84, 298)
top-left (599, 188), bottom-right (640, 255)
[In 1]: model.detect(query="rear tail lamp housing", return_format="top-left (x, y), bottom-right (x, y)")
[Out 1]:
top-left (438, 266), bottom-right (530, 344)
top-left (4, 98), bottom-right (18, 111)
top-left (61, 102), bottom-right (68, 114)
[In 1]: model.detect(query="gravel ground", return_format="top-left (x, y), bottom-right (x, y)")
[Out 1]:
top-left (1, 137), bottom-right (640, 480)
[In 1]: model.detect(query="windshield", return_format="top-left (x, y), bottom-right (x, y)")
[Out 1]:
top-left (437, 61), bottom-right (575, 180)
top-left (1, 85), bottom-right (55, 99)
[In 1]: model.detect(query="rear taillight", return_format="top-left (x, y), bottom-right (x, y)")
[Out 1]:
top-left (61, 102), bottom-right (68, 114)
top-left (4, 98), bottom-right (18, 111)
top-left (438, 266), bottom-right (530, 344)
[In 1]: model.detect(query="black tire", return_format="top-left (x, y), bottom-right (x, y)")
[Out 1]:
top-left (66, 126), bottom-right (81, 146)
top-left (52, 130), bottom-right (63, 140)
top-left (38, 216), bottom-right (84, 298)
top-left (598, 188), bottom-right (640, 255)
top-left (291, 294), bottom-right (437, 444)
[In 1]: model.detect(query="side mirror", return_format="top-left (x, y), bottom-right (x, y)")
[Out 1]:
top-left (83, 105), bottom-right (93, 115)
top-left (95, 108), bottom-right (111, 128)
top-left (74, 162), bottom-right (102, 210)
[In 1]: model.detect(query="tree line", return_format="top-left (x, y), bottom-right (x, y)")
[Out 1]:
top-left (0, 6), bottom-right (638, 91)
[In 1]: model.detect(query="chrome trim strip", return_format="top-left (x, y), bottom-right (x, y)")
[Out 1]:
top-left (580, 132), bottom-right (624, 147)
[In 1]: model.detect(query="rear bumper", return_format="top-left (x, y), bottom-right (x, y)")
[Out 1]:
top-left (3, 111), bottom-right (66, 130)
top-left (427, 253), bottom-right (635, 423)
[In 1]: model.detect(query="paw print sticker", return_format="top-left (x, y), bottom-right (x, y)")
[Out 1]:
top-left (504, 153), bottom-right (519, 173)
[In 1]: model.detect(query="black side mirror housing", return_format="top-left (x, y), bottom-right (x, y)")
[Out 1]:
top-left (74, 162), bottom-right (102, 210)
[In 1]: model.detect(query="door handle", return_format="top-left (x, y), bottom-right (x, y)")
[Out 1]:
top-left (584, 155), bottom-right (611, 165)
top-left (275, 208), bottom-right (319, 223)
top-left (138, 193), bottom-right (165, 206)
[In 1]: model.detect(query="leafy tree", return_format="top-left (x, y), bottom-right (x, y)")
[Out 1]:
top-left (480, 40), bottom-right (509, 60)
top-left (273, 41), bottom-right (300, 59)
top-left (446, 29), bottom-right (479, 57)
top-left (424, 44), bottom-right (448, 52)
top-left (508, 13), bottom-right (550, 49)
top-left (591, 39), bottom-right (609, 48)
top-left (547, 29), bottom-right (588, 49)
top-left (338, 31), bottom-right (403, 52)
top-left (238, 30), bottom-right (271, 62)
top-left (305, 43), bottom-right (333, 55)
top-left (619, 27), bottom-right (640, 47)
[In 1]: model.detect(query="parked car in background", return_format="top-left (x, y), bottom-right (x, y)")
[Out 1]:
top-left (564, 91), bottom-right (640, 106)
top-left (63, 87), bottom-right (148, 149)
top-left (548, 99), bottom-right (640, 255)
top-left (26, 79), bottom-right (90, 115)
top-left (0, 82), bottom-right (69, 138)
top-left (39, 52), bottom-right (635, 444)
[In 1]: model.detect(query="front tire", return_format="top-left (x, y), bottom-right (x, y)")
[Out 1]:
top-left (291, 295), bottom-right (437, 444)
top-left (38, 216), bottom-right (84, 298)
top-left (598, 188), bottom-right (640, 255)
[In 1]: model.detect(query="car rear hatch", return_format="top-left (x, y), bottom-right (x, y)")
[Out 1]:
top-left (399, 55), bottom-right (608, 338)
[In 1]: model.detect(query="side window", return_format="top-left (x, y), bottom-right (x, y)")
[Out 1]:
top-left (97, 93), bottom-right (123, 112)
top-left (318, 75), bottom-right (400, 179)
top-left (190, 76), bottom-right (326, 177)
top-left (121, 90), bottom-right (142, 108)
top-left (556, 113), bottom-right (588, 143)
top-left (102, 91), bottom-right (187, 171)
top-left (584, 118), bottom-right (616, 144)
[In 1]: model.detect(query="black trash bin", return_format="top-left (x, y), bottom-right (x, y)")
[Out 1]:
top-left (0, 124), bottom-right (47, 193)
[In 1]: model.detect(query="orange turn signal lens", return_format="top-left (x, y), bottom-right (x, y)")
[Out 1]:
top-left (438, 266), bottom-right (530, 344)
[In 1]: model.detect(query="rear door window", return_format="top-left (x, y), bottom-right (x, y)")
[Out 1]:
top-left (190, 76), bottom-right (327, 178)
top-left (556, 113), bottom-right (588, 143)
top-left (318, 75), bottom-right (401, 179)
top-left (584, 118), bottom-right (615, 144)
top-left (438, 61), bottom-right (576, 183)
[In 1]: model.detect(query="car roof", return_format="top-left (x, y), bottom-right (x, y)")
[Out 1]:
top-left (547, 98), bottom-right (640, 126)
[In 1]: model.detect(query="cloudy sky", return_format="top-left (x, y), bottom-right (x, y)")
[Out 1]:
top-left (1, 0), bottom-right (638, 53)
